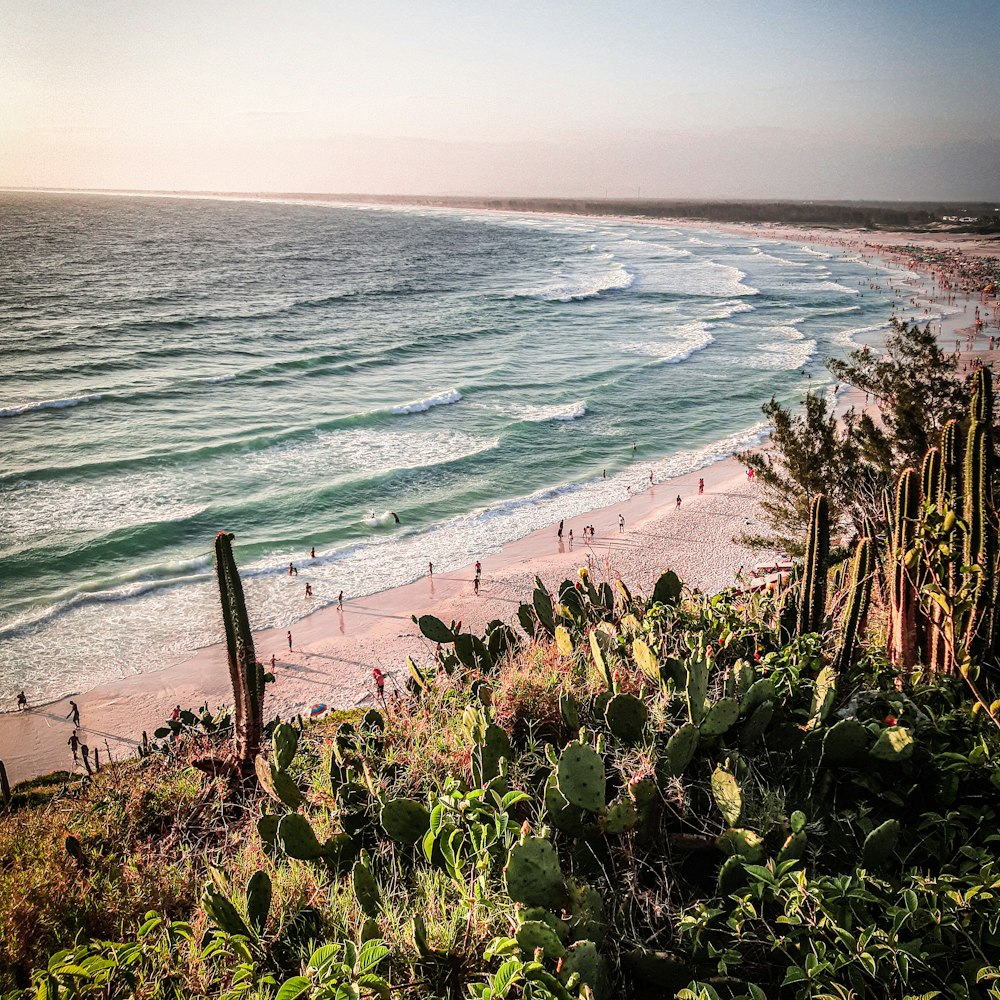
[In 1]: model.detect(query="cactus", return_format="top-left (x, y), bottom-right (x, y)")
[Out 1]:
top-left (246, 870), bottom-right (272, 935)
top-left (661, 724), bottom-right (699, 777)
top-left (472, 724), bottom-right (511, 785)
top-left (257, 814), bottom-right (280, 853)
top-left (797, 494), bottom-right (829, 635)
top-left (554, 625), bottom-right (574, 658)
top-left (65, 835), bottom-right (85, 866)
top-left (711, 766), bottom-right (742, 826)
top-left (862, 818), bottom-right (900, 868)
top-left (716, 828), bottom-right (764, 862)
top-left (869, 725), bottom-right (914, 762)
top-left (277, 813), bottom-right (326, 861)
top-left (0, 760), bottom-right (9, 806)
top-left (777, 831), bottom-right (807, 864)
top-left (567, 881), bottom-right (606, 944)
top-left (822, 718), bottom-right (870, 766)
top-left (255, 756), bottom-right (303, 809)
top-left (202, 882), bottom-right (253, 939)
top-left (740, 677), bottom-right (775, 716)
top-left (963, 417), bottom-right (996, 660)
top-left (559, 690), bottom-right (580, 731)
top-left (589, 630), bottom-right (614, 690)
top-left (887, 468), bottom-right (920, 671)
top-left (701, 697), bottom-right (740, 738)
top-left (920, 446), bottom-right (941, 504)
top-left (214, 532), bottom-right (264, 774)
top-left (972, 365), bottom-right (994, 426)
top-left (380, 798), bottom-right (431, 844)
top-left (738, 700), bottom-right (774, 747)
top-left (632, 638), bottom-right (660, 684)
top-left (717, 854), bottom-right (749, 896)
top-left (651, 569), bottom-right (682, 606)
top-left (532, 577), bottom-right (556, 636)
top-left (545, 774), bottom-right (585, 836)
top-left (809, 665), bottom-right (837, 726)
top-left (559, 940), bottom-right (605, 998)
top-left (352, 859), bottom-right (383, 919)
top-left (557, 742), bottom-right (606, 813)
top-left (272, 721), bottom-right (299, 772)
top-left (603, 797), bottom-right (639, 834)
top-left (834, 536), bottom-right (874, 673)
top-left (604, 693), bottom-right (648, 744)
top-left (684, 638), bottom-right (710, 725)
top-left (516, 920), bottom-right (565, 960)
top-left (505, 836), bottom-right (565, 910)
top-left (414, 613), bottom-right (456, 643)
top-left (940, 418), bottom-right (962, 506)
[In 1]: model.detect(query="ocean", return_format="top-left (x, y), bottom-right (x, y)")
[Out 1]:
top-left (0, 193), bottom-right (906, 706)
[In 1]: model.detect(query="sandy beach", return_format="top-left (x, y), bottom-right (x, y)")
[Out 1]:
top-left (2, 220), bottom-right (996, 787)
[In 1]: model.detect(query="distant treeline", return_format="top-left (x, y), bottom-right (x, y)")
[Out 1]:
top-left (320, 195), bottom-right (1000, 233)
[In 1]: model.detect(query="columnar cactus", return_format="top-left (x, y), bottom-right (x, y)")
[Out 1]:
top-left (888, 469), bottom-right (920, 671)
top-left (214, 531), bottom-right (264, 775)
top-left (834, 536), bottom-right (873, 673)
top-left (939, 418), bottom-right (962, 508)
top-left (797, 494), bottom-right (829, 635)
top-left (963, 417), bottom-right (997, 661)
top-left (921, 446), bottom-right (941, 505)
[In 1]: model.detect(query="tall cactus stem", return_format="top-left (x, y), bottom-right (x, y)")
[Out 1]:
top-left (797, 494), bottom-right (829, 636)
top-left (834, 536), bottom-right (873, 673)
top-left (888, 468), bottom-right (920, 672)
top-left (214, 531), bottom-right (264, 775)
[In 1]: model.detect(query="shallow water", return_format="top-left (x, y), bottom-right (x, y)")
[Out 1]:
top-left (0, 194), bottom-right (903, 704)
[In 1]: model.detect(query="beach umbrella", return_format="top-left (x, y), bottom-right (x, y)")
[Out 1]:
top-left (306, 702), bottom-right (328, 719)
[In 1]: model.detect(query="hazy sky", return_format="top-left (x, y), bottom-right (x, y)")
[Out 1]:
top-left (2, 0), bottom-right (998, 200)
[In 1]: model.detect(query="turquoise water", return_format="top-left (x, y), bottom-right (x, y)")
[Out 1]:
top-left (0, 194), bottom-right (902, 704)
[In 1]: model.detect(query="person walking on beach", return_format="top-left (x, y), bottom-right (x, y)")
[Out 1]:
top-left (602, 469), bottom-right (606, 479)
top-left (676, 495), bottom-right (682, 509)
top-left (372, 667), bottom-right (385, 705)
top-left (68, 731), bottom-right (80, 763)
top-left (698, 478), bottom-right (704, 494)
top-left (16, 690), bottom-right (27, 711)
top-left (67, 700), bottom-right (80, 727)
top-left (649, 470), bottom-right (653, 485)
top-left (475, 560), bottom-right (481, 580)
top-left (473, 575), bottom-right (480, 595)
top-left (338, 590), bottom-right (344, 610)
top-left (287, 630), bottom-right (293, 651)
top-left (171, 704), bottom-right (181, 722)
top-left (557, 519), bottom-right (564, 539)
top-left (428, 561), bottom-right (433, 576)
top-left (568, 529), bottom-right (573, 549)
top-left (619, 514), bottom-right (625, 533)
top-left (270, 653), bottom-right (276, 670)
top-left (304, 583), bottom-right (312, 598)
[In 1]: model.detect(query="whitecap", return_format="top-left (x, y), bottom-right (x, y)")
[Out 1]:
top-left (0, 393), bottom-right (102, 418)
top-left (388, 388), bottom-right (462, 414)
top-left (517, 400), bottom-right (588, 422)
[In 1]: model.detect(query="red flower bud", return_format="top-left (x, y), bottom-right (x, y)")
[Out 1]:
top-left (885, 715), bottom-right (897, 726)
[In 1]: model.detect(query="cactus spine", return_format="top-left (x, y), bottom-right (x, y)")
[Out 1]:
top-left (888, 468), bottom-right (920, 672)
top-left (834, 536), bottom-right (873, 673)
top-left (214, 531), bottom-right (264, 774)
top-left (797, 494), bottom-right (829, 635)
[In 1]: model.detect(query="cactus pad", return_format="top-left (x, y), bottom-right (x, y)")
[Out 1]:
top-left (567, 880), bottom-right (606, 944)
top-left (632, 638), bottom-right (660, 683)
top-left (380, 798), bottom-right (431, 844)
top-left (505, 836), bottom-right (565, 910)
top-left (823, 718), bottom-right (870, 766)
top-left (862, 818), bottom-right (900, 868)
top-left (604, 693), bottom-right (648, 744)
top-left (352, 860), bottom-right (383, 919)
top-left (739, 700), bottom-right (774, 747)
top-left (415, 613), bottom-right (456, 643)
top-left (701, 697), bottom-right (740, 737)
top-left (869, 725), bottom-right (913, 762)
top-left (711, 766), bottom-right (742, 826)
top-left (246, 870), bottom-right (272, 934)
top-left (715, 828), bottom-right (764, 862)
top-left (559, 940), bottom-right (605, 997)
top-left (777, 831), bottom-right (807, 863)
top-left (651, 569), bottom-right (682, 605)
top-left (516, 920), bottom-right (565, 960)
top-left (559, 690), bottom-right (580, 731)
top-left (740, 677), bottom-right (775, 716)
top-left (603, 797), bottom-right (638, 834)
top-left (272, 721), bottom-right (300, 772)
top-left (277, 813), bottom-right (325, 861)
top-left (661, 723), bottom-right (699, 777)
top-left (255, 756), bottom-right (303, 809)
top-left (545, 773), bottom-right (585, 836)
top-left (557, 742), bottom-right (606, 813)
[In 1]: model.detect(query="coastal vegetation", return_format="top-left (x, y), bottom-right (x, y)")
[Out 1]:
top-left (3, 363), bottom-right (1000, 997)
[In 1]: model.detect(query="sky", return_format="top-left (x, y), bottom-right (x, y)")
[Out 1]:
top-left (1, 0), bottom-right (998, 200)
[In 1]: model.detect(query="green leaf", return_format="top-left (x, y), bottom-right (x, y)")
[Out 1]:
top-left (275, 976), bottom-right (312, 1000)
top-left (356, 939), bottom-right (389, 975)
top-left (492, 959), bottom-right (523, 997)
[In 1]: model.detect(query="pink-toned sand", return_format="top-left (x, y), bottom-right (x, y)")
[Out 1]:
top-left (1, 222), bottom-right (993, 787)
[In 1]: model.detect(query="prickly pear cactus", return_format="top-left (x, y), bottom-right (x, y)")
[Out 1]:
top-left (715, 828), bottom-right (764, 862)
top-left (559, 690), bottom-right (580, 731)
top-left (862, 818), bottom-right (900, 868)
top-left (685, 639), bottom-right (710, 725)
top-left (661, 723), bottom-right (699, 777)
top-left (632, 638), bottom-right (660, 683)
top-left (740, 677), bottom-right (775, 716)
top-left (604, 693), bottom-right (648, 744)
top-left (560, 940), bottom-right (606, 999)
top-left (255, 756), bottom-right (303, 809)
top-left (822, 718), bottom-right (870, 766)
top-left (738, 700), bottom-right (774, 748)
top-left (809, 666), bottom-right (837, 726)
top-left (603, 797), bottom-right (639, 834)
top-left (557, 742), bottom-right (606, 813)
top-left (701, 697), bottom-right (740, 738)
top-left (505, 836), bottom-right (565, 910)
top-left (651, 569), bottom-right (682, 606)
top-left (277, 813), bottom-right (325, 861)
top-left (711, 766), bottom-right (742, 826)
top-left (414, 613), bottom-right (456, 644)
top-left (246, 870), bottom-right (272, 935)
top-left (272, 721), bottom-right (299, 772)
top-left (516, 920), bottom-right (565, 960)
top-left (472, 724), bottom-right (511, 785)
top-left (555, 625), bottom-right (574, 658)
top-left (352, 859), bottom-right (383, 919)
top-left (380, 798), bottom-right (431, 843)
top-left (544, 774), bottom-right (585, 837)
top-left (869, 726), bottom-right (913, 762)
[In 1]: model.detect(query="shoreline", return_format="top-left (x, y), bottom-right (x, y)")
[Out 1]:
top-left (1, 218), bottom-right (994, 786)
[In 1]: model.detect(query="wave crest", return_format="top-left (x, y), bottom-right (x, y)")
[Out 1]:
top-left (388, 388), bottom-right (462, 415)
top-left (0, 393), bottom-right (102, 418)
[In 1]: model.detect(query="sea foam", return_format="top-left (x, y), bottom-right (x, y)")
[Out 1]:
top-left (388, 388), bottom-right (462, 414)
top-left (0, 393), bottom-right (102, 418)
